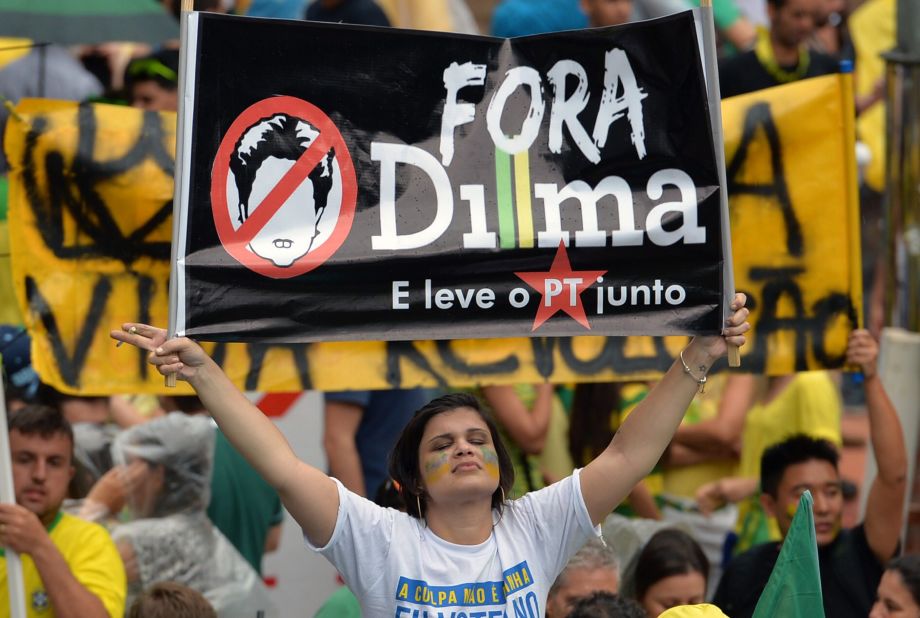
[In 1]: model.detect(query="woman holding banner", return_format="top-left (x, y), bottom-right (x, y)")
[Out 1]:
top-left (110, 294), bottom-right (749, 616)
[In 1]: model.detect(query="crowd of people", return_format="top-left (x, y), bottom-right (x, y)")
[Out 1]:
top-left (0, 0), bottom-right (909, 616)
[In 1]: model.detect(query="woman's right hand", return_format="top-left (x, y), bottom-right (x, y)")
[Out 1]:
top-left (114, 324), bottom-right (340, 548)
top-left (110, 324), bottom-right (211, 383)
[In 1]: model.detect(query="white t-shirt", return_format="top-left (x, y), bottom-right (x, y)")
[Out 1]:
top-left (310, 469), bottom-right (599, 616)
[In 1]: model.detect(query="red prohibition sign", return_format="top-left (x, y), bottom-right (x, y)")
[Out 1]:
top-left (210, 96), bottom-right (357, 279)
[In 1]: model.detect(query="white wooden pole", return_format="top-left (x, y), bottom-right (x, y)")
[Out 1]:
top-left (166, 0), bottom-right (196, 389)
top-left (0, 376), bottom-right (27, 618)
top-left (697, 0), bottom-right (741, 367)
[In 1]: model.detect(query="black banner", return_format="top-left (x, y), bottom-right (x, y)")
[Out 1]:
top-left (179, 12), bottom-right (724, 343)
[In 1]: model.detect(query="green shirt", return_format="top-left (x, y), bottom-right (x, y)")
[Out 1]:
top-left (207, 429), bottom-right (284, 574)
top-left (315, 586), bottom-right (362, 618)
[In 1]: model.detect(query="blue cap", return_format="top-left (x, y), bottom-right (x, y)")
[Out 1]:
top-left (0, 326), bottom-right (39, 401)
top-left (246, 0), bottom-right (306, 19)
top-left (491, 0), bottom-right (588, 37)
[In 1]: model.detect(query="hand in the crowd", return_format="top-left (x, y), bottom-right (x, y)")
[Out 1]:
top-left (695, 476), bottom-right (758, 516)
top-left (110, 324), bottom-right (211, 382)
top-left (0, 503), bottom-right (50, 555)
top-left (687, 293), bottom-right (750, 363)
top-left (696, 479), bottom-right (726, 515)
top-left (116, 540), bottom-right (140, 584)
top-left (77, 42), bottom-right (152, 91)
top-left (855, 76), bottom-right (886, 115)
top-left (847, 328), bottom-right (879, 379)
top-left (85, 460), bottom-right (149, 516)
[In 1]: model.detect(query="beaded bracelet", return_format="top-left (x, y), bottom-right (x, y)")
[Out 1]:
top-left (679, 348), bottom-right (708, 393)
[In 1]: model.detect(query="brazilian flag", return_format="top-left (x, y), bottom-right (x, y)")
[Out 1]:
top-left (752, 491), bottom-right (825, 617)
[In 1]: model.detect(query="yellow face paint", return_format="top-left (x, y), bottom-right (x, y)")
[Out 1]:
top-left (785, 502), bottom-right (798, 519)
top-left (482, 447), bottom-right (500, 481)
top-left (423, 451), bottom-right (451, 485)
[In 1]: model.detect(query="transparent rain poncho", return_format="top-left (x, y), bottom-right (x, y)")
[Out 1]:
top-left (71, 421), bottom-right (119, 496)
top-left (110, 413), bottom-right (277, 617)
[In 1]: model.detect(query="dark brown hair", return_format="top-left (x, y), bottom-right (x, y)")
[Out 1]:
top-left (634, 529), bottom-right (709, 601)
top-left (569, 592), bottom-right (645, 618)
top-left (887, 555), bottom-right (920, 606)
top-left (388, 392), bottom-right (515, 518)
top-left (127, 582), bottom-right (216, 618)
top-left (761, 434), bottom-right (839, 499)
top-left (9, 404), bottom-right (74, 460)
top-left (569, 383), bottom-right (621, 467)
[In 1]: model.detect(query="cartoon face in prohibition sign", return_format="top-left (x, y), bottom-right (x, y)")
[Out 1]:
top-left (211, 96), bottom-right (357, 279)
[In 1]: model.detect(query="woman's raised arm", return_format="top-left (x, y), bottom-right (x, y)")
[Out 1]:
top-left (111, 324), bottom-right (339, 546)
top-left (579, 294), bottom-right (750, 526)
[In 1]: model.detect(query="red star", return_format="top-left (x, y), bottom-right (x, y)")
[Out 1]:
top-left (515, 242), bottom-right (607, 331)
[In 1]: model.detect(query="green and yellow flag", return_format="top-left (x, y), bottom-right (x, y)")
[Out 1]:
top-left (752, 491), bottom-right (825, 618)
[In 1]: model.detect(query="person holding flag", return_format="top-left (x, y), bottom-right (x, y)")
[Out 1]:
top-left (111, 294), bottom-right (749, 617)
top-left (0, 405), bottom-right (126, 618)
top-left (714, 329), bottom-right (906, 618)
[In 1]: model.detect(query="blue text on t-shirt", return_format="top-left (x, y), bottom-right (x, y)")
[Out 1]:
top-left (393, 561), bottom-right (535, 612)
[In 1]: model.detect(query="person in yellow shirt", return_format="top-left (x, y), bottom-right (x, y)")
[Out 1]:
top-left (0, 404), bottom-right (126, 618)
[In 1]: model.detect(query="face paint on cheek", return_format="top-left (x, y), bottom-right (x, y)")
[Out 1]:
top-left (785, 502), bottom-right (798, 519)
top-left (480, 447), bottom-right (500, 481)
top-left (423, 452), bottom-right (451, 485)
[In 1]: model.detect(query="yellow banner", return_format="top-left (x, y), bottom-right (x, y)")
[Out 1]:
top-left (4, 75), bottom-right (861, 394)
top-left (0, 178), bottom-right (22, 325)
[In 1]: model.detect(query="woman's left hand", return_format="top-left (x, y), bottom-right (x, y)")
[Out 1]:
top-left (689, 293), bottom-right (750, 363)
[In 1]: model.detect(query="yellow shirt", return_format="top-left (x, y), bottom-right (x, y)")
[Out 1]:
top-left (538, 391), bottom-right (575, 482)
top-left (0, 512), bottom-right (126, 618)
top-left (376, 0), bottom-right (453, 31)
top-left (662, 374), bottom-right (738, 498)
top-left (850, 0), bottom-right (895, 192)
top-left (734, 371), bottom-right (842, 552)
top-left (739, 371), bottom-right (842, 480)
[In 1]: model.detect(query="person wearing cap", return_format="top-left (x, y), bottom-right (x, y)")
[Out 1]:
top-left (0, 326), bottom-right (40, 411)
top-left (125, 50), bottom-right (179, 112)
